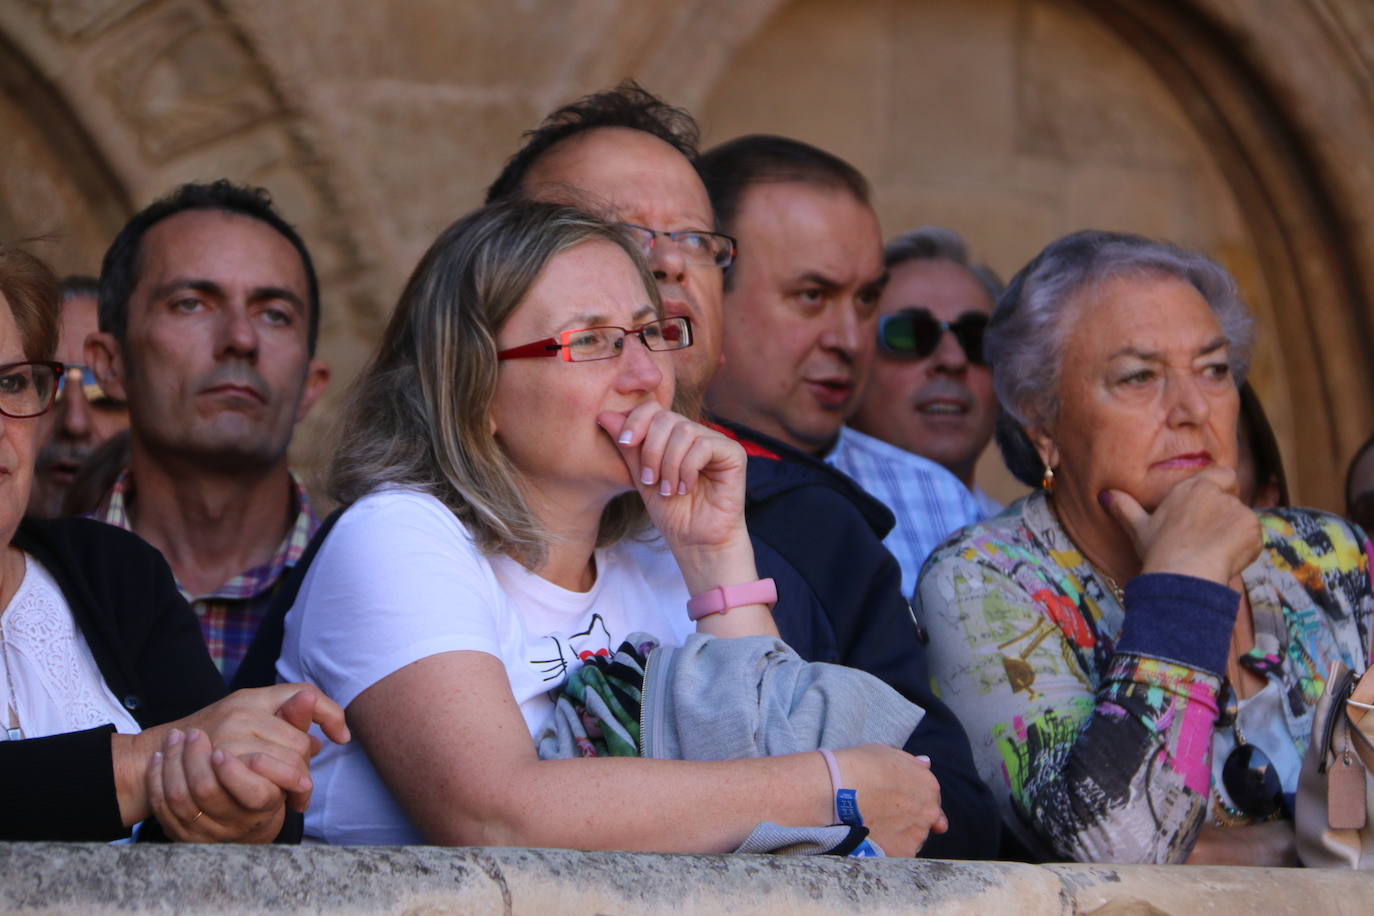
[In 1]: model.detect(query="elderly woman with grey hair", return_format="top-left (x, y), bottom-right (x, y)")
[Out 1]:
top-left (915, 229), bottom-right (1370, 865)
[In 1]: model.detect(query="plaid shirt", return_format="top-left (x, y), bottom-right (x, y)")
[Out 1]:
top-left (95, 470), bottom-right (320, 683)
top-left (824, 425), bottom-right (982, 600)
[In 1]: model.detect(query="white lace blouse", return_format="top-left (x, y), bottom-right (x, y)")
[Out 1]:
top-left (0, 554), bottom-right (140, 741)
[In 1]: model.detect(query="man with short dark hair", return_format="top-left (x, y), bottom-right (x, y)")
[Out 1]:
top-left (28, 276), bottom-right (129, 518)
top-left (85, 180), bottom-right (329, 682)
top-left (488, 95), bottom-right (996, 858)
top-left (699, 136), bottom-right (982, 600)
top-left (852, 226), bottom-right (1004, 520)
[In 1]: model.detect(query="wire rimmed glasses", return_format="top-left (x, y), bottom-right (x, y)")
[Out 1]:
top-left (497, 316), bottom-right (694, 363)
top-left (616, 223), bottom-right (736, 269)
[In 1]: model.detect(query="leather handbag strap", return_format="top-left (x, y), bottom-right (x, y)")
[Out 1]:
top-left (1319, 664), bottom-right (1357, 774)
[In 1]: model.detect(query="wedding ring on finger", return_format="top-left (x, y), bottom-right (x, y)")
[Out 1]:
top-left (190, 809), bottom-right (205, 824)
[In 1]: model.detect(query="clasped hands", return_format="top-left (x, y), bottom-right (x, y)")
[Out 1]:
top-left (120, 683), bottom-right (349, 843)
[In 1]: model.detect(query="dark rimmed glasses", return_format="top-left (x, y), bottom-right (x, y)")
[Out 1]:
top-left (0, 360), bottom-right (63, 419)
top-left (877, 308), bottom-right (989, 365)
top-left (497, 316), bottom-right (694, 363)
top-left (616, 223), bottom-right (737, 269)
top-left (1214, 679), bottom-right (1285, 820)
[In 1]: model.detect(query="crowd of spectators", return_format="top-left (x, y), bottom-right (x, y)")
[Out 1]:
top-left (0, 82), bottom-right (1369, 870)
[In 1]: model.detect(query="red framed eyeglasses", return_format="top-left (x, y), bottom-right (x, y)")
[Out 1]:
top-left (497, 316), bottom-right (693, 363)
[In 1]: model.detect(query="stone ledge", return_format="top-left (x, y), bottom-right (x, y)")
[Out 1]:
top-left (1, 844), bottom-right (1371, 914)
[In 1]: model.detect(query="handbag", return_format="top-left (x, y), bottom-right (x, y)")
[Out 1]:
top-left (1295, 660), bottom-right (1374, 868)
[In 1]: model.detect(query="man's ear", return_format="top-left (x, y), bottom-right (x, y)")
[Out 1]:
top-left (295, 358), bottom-right (331, 422)
top-left (85, 331), bottom-right (128, 403)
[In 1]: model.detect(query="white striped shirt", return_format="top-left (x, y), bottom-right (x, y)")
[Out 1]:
top-left (824, 426), bottom-right (982, 600)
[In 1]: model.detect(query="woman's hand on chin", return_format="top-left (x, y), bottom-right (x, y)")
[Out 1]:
top-left (598, 403), bottom-right (749, 553)
top-left (1101, 466), bottom-right (1262, 585)
top-left (599, 404), bottom-right (775, 637)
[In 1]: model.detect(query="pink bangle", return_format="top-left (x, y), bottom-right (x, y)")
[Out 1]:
top-left (686, 577), bottom-right (777, 621)
top-left (819, 748), bottom-right (842, 825)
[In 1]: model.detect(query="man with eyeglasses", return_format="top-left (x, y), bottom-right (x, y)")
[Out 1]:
top-left (27, 276), bottom-right (130, 518)
top-left (486, 82), bottom-right (728, 414)
top-left (84, 180), bottom-right (329, 683)
top-left (851, 226), bottom-right (1005, 522)
top-left (486, 91), bottom-right (998, 859)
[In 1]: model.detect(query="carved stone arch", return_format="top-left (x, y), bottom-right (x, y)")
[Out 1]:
top-left (0, 0), bottom-right (380, 479)
top-left (0, 25), bottom-right (129, 274)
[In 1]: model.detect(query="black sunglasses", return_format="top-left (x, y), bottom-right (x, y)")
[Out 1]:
top-left (877, 308), bottom-right (989, 365)
top-left (1214, 679), bottom-right (1285, 820)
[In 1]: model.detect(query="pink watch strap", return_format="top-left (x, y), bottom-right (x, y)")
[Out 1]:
top-left (686, 577), bottom-right (778, 620)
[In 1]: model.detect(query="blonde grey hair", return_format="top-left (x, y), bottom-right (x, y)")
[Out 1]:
top-left (329, 198), bottom-right (662, 565)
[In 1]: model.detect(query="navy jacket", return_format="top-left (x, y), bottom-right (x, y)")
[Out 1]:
top-left (711, 418), bottom-right (1000, 859)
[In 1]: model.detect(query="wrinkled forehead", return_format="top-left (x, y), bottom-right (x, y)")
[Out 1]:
top-left (134, 210), bottom-right (309, 299)
top-left (523, 127), bottom-right (714, 228)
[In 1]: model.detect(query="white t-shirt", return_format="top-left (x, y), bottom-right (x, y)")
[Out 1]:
top-left (277, 487), bottom-right (695, 845)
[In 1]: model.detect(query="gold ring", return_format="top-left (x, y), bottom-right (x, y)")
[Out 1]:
top-left (190, 809), bottom-right (204, 824)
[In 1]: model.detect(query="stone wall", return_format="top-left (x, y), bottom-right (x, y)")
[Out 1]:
top-left (1, 0), bottom-right (1371, 509)
top-left (2, 843), bottom-right (1373, 914)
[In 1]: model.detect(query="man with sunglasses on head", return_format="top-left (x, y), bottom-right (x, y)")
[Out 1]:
top-left (852, 227), bottom-right (1004, 524)
top-left (27, 276), bottom-right (130, 518)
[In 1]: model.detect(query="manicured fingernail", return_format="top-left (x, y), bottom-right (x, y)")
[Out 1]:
top-left (678, 481), bottom-right (688, 496)
top-left (167, 729), bottom-right (183, 747)
top-left (618, 430), bottom-right (634, 445)
top-left (915, 754), bottom-right (931, 763)
top-left (187, 728), bottom-right (203, 744)
top-left (212, 750), bottom-right (225, 765)
top-left (151, 751), bottom-right (163, 765)
top-left (659, 480), bottom-right (673, 497)
top-left (641, 467), bottom-right (655, 486)
top-left (1098, 490), bottom-right (1112, 509)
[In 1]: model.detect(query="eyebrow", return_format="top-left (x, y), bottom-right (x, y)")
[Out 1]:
top-left (564, 304), bottom-right (658, 329)
top-left (1107, 336), bottom-right (1229, 361)
top-left (793, 271), bottom-right (842, 292)
top-left (858, 270), bottom-right (890, 299)
top-left (149, 278), bottom-right (306, 312)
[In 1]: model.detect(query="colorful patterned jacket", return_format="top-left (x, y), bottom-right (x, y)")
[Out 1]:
top-left (915, 491), bottom-right (1371, 864)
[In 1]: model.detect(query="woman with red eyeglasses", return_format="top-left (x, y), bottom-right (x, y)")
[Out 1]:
top-left (277, 199), bottom-right (944, 852)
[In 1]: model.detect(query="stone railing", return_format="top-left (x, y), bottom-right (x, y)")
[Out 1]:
top-left (1, 844), bottom-right (1371, 914)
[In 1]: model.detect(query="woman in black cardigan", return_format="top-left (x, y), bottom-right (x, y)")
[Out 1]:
top-left (0, 246), bottom-right (347, 842)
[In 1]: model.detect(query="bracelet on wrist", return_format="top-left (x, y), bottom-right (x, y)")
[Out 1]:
top-left (818, 748), bottom-right (863, 827)
top-left (686, 577), bottom-right (777, 621)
